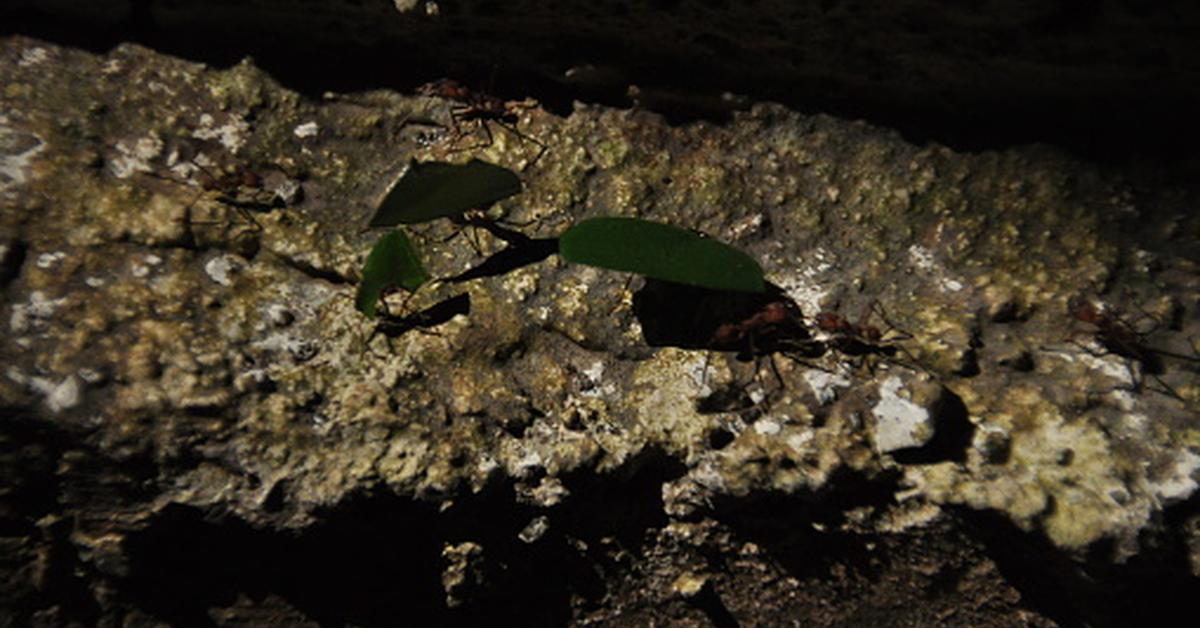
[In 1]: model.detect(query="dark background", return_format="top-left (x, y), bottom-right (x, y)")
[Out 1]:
top-left (5, 0), bottom-right (1199, 172)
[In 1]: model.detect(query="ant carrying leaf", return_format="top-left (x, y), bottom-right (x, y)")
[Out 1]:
top-left (355, 229), bottom-right (431, 318)
top-left (560, 217), bottom-right (766, 294)
top-left (632, 279), bottom-right (822, 412)
top-left (815, 302), bottom-right (907, 356)
top-left (701, 297), bottom-right (829, 411)
top-left (366, 158), bottom-right (526, 257)
top-left (709, 300), bottom-right (823, 360)
top-left (369, 158), bottom-right (522, 227)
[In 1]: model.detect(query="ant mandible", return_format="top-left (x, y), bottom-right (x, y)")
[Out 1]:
top-left (418, 79), bottom-right (548, 167)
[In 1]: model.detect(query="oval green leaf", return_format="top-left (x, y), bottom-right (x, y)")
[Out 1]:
top-left (355, 229), bottom-right (431, 318)
top-left (368, 159), bottom-right (522, 227)
top-left (559, 217), bottom-right (766, 293)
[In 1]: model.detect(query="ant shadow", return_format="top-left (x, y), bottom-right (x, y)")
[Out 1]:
top-left (632, 279), bottom-right (827, 412)
top-left (360, 292), bottom-right (472, 356)
top-left (442, 220), bottom-right (559, 284)
top-left (373, 292), bottom-right (472, 340)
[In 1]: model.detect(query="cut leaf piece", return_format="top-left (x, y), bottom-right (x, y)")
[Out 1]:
top-left (369, 159), bottom-right (522, 227)
top-left (355, 229), bottom-right (431, 318)
top-left (559, 217), bottom-right (765, 293)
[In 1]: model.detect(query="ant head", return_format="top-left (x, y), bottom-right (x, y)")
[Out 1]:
top-left (418, 79), bottom-right (468, 99)
top-left (814, 311), bottom-right (843, 333)
top-left (1068, 296), bottom-right (1102, 324)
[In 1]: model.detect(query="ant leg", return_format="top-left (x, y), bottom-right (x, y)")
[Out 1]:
top-left (475, 119), bottom-right (497, 152)
top-left (1128, 302), bottom-right (1163, 335)
top-left (441, 108), bottom-right (477, 153)
top-left (496, 120), bottom-right (548, 169)
top-left (748, 355), bottom-right (768, 406)
top-left (871, 300), bottom-right (913, 341)
top-left (468, 220), bottom-right (492, 256)
top-left (765, 353), bottom-right (786, 400)
top-left (866, 306), bottom-right (931, 375)
top-left (234, 206), bottom-right (264, 232)
top-left (1112, 350), bottom-right (1187, 402)
top-left (137, 171), bottom-right (224, 234)
top-left (780, 351), bottom-right (835, 375)
top-left (1148, 373), bottom-right (1186, 402)
top-left (606, 274), bottom-right (636, 316)
top-left (360, 322), bottom-right (395, 357)
top-left (461, 119), bottom-right (496, 154)
top-left (443, 217), bottom-right (486, 256)
top-left (495, 211), bottom-right (541, 229)
top-left (461, 222), bottom-right (486, 256)
top-left (744, 332), bottom-right (777, 408)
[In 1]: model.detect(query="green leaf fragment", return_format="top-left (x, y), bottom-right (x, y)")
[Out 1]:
top-left (559, 217), bottom-right (766, 293)
top-left (355, 229), bottom-right (430, 318)
top-left (369, 159), bottom-right (522, 227)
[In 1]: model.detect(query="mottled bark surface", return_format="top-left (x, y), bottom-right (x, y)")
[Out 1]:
top-left (1, 27), bottom-right (1198, 627)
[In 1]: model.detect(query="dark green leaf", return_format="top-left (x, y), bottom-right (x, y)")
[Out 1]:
top-left (355, 229), bottom-right (431, 318)
top-left (369, 159), bottom-right (522, 227)
top-left (559, 217), bottom-right (765, 293)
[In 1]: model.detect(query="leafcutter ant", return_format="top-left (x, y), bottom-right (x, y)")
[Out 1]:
top-left (418, 79), bottom-right (547, 167)
top-left (441, 208), bottom-right (539, 257)
top-left (698, 297), bottom-right (826, 411)
top-left (133, 152), bottom-right (289, 239)
top-left (1066, 296), bottom-right (1195, 399)
top-left (709, 300), bottom-right (823, 360)
top-left (188, 162), bottom-right (288, 231)
top-left (373, 292), bottom-right (469, 338)
top-left (813, 301), bottom-right (921, 371)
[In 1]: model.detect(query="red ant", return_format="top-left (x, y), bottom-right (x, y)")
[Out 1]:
top-left (1066, 296), bottom-right (1196, 399)
top-left (134, 154), bottom-right (285, 234)
top-left (1069, 297), bottom-right (1159, 367)
top-left (810, 301), bottom-right (932, 377)
top-left (418, 79), bottom-right (547, 167)
top-left (813, 301), bottom-right (907, 357)
top-left (367, 291), bottom-right (469, 352)
top-left (698, 298), bottom-right (825, 411)
top-left (709, 300), bottom-right (821, 358)
top-left (172, 160), bottom-right (294, 238)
